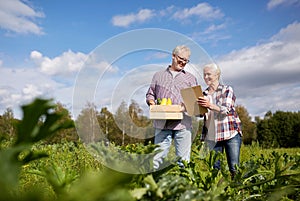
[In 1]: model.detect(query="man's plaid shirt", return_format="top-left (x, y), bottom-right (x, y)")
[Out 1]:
top-left (146, 66), bottom-right (198, 130)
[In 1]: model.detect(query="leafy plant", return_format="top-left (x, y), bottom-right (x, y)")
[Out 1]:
top-left (0, 98), bottom-right (74, 200)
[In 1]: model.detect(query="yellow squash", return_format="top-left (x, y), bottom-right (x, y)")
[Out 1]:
top-left (160, 98), bottom-right (167, 105)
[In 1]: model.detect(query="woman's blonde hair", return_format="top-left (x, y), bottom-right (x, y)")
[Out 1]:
top-left (203, 63), bottom-right (221, 80)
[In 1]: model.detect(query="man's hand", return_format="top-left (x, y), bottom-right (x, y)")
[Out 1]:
top-left (148, 100), bottom-right (156, 105)
top-left (180, 103), bottom-right (186, 112)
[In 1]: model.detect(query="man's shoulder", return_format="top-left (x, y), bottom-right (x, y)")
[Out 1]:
top-left (182, 70), bottom-right (197, 79)
top-left (184, 70), bottom-right (196, 76)
top-left (154, 67), bottom-right (169, 76)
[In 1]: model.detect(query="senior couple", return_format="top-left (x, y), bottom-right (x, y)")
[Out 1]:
top-left (146, 45), bottom-right (242, 179)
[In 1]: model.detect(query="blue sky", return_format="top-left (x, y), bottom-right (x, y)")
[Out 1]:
top-left (0, 0), bottom-right (300, 119)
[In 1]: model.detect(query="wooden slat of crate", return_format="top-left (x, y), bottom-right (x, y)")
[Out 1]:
top-left (150, 105), bottom-right (182, 112)
top-left (149, 112), bottom-right (183, 120)
top-left (149, 105), bottom-right (183, 119)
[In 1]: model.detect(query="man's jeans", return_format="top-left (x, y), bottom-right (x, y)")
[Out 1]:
top-left (153, 128), bottom-right (192, 170)
top-left (211, 133), bottom-right (242, 173)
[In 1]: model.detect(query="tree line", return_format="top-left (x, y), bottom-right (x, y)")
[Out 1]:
top-left (0, 99), bottom-right (299, 148)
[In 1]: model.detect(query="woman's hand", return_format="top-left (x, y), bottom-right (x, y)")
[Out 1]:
top-left (197, 96), bottom-right (210, 108)
top-left (197, 96), bottom-right (220, 112)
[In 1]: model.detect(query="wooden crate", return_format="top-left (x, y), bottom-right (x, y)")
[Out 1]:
top-left (149, 105), bottom-right (183, 120)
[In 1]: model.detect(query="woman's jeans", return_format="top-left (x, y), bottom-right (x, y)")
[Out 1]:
top-left (153, 128), bottom-right (192, 170)
top-left (210, 133), bottom-right (242, 173)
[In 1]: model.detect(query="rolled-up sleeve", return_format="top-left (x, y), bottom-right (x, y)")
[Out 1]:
top-left (146, 73), bottom-right (157, 105)
top-left (218, 86), bottom-right (235, 115)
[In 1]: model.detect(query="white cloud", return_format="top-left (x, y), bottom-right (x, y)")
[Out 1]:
top-left (0, 0), bottom-right (44, 34)
top-left (30, 50), bottom-right (43, 59)
top-left (30, 50), bottom-right (87, 75)
top-left (217, 22), bottom-right (300, 117)
top-left (22, 84), bottom-right (43, 100)
top-left (0, 67), bottom-right (63, 118)
top-left (220, 22), bottom-right (300, 80)
top-left (158, 5), bottom-right (175, 17)
top-left (111, 3), bottom-right (224, 27)
top-left (111, 9), bottom-right (155, 27)
top-left (271, 21), bottom-right (300, 42)
top-left (84, 51), bottom-right (119, 73)
top-left (0, 49), bottom-right (108, 118)
top-left (267, 0), bottom-right (300, 10)
top-left (190, 22), bottom-right (230, 45)
top-left (172, 3), bottom-right (224, 21)
top-left (203, 23), bottom-right (226, 34)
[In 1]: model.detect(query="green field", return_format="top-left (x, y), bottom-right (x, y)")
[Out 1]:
top-left (0, 99), bottom-right (299, 201)
top-left (0, 140), bottom-right (299, 201)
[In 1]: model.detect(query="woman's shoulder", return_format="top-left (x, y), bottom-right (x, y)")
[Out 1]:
top-left (218, 84), bottom-right (235, 94)
top-left (219, 84), bottom-right (234, 89)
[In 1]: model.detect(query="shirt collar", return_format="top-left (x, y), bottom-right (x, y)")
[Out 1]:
top-left (205, 84), bottom-right (224, 92)
top-left (167, 65), bottom-right (186, 74)
top-left (216, 84), bottom-right (224, 91)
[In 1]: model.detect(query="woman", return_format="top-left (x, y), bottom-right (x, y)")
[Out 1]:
top-left (197, 63), bottom-right (242, 179)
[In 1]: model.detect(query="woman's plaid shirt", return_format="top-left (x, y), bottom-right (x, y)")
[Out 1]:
top-left (201, 84), bottom-right (242, 141)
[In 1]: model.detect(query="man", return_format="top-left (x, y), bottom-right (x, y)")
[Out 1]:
top-left (146, 45), bottom-right (198, 169)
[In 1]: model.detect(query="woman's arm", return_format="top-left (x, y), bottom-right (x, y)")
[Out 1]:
top-left (218, 85), bottom-right (236, 115)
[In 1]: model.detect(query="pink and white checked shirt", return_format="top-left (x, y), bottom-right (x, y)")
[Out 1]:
top-left (146, 66), bottom-right (198, 130)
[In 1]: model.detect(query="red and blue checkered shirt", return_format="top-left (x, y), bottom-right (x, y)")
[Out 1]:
top-left (201, 84), bottom-right (242, 141)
